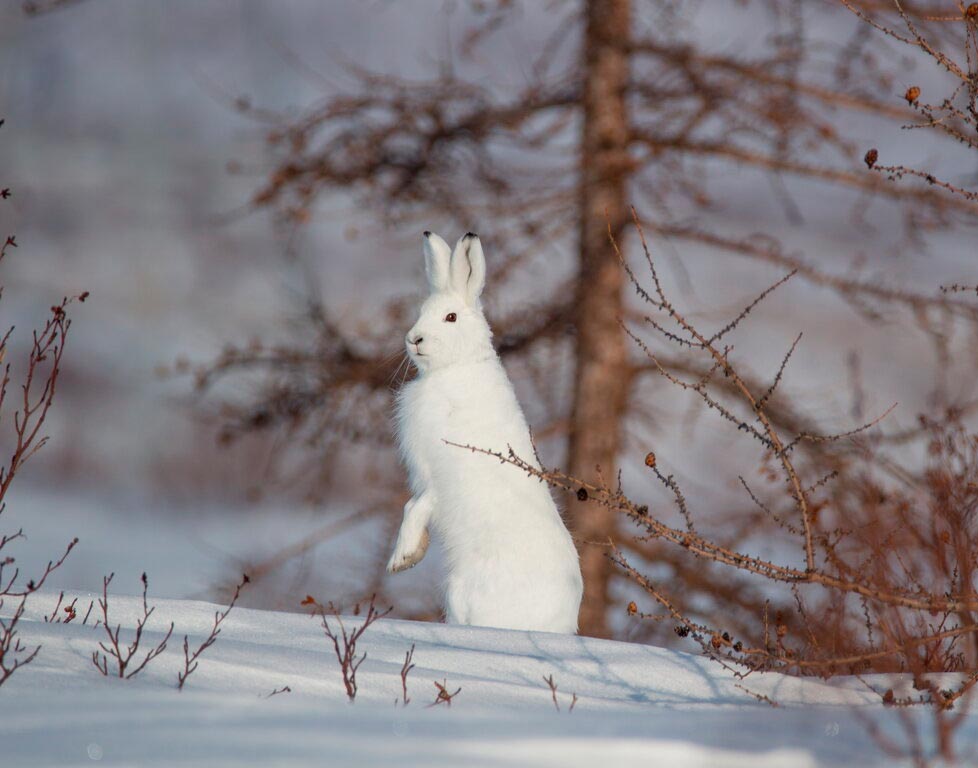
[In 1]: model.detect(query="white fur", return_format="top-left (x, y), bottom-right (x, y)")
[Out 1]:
top-left (387, 232), bottom-right (583, 634)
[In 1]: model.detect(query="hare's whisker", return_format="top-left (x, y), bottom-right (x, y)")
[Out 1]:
top-left (376, 347), bottom-right (406, 367)
top-left (387, 354), bottom-right (410, 390)
top-left (398, 358), bottom-right (412, 390)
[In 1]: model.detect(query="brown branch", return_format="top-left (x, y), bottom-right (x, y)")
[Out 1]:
top-left (398, 644), bottom-right (415, 707)
top-left (91, 573), bottom-right (175, 680)
top-left (177, 573), bottom-right (249, 691)
top-left (428, 679), bottom-right (461, 708)
top-left (302, 593), bottom-right (392, 701)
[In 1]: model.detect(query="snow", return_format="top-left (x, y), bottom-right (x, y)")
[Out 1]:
top-left (4, 591), bottom-right (972, 766)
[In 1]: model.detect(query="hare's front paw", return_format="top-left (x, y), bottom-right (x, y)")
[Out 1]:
top-left (387, 527), bottom-right (430, 573)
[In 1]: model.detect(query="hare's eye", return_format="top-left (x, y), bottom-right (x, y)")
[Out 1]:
top-left (444, 312), bottom-right (457, 323)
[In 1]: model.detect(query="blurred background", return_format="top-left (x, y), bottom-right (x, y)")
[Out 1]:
top-left (1, 0), bottom-right (976, 640)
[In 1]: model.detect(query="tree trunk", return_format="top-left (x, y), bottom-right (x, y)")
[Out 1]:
top-left (567, 0), bottom-right (632, 638)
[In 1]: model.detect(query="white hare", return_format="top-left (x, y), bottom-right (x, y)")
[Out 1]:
top-left (386, 231), bottom-right (583, 634)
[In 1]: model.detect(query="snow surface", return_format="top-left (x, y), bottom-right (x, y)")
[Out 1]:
top-left (4, 591), bottom-right (974, 767)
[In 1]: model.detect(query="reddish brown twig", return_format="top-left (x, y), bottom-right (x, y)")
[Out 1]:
top-left (177, 573), bottom-right (249, 691)
top-left (43, 592), bottom-right (80, 624)
top-left (542, 673), bottom-right (578, 712)
top-left (91, 573), bottom-right (174, 679)
top-left (0, 136), bottom-right (84, 687)
top-left (302, 593), bottom-right (392, 701)
top-left (428, 679), bottom-right (461, 708)
top-left (841, 1), bottom-right (978, 207)
top-left (397, 644), bottom-right (415, 707)
top-left (0, 599), bottom-right (39, 687)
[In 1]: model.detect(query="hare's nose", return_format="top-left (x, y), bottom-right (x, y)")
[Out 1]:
top-left (409, 335), bottom-right (423, 345)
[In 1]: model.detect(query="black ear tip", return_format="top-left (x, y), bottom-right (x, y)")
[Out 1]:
top-left (464, 231), bottom-right (478, 239)
top-left (423, 230), bottom-right (432, 238)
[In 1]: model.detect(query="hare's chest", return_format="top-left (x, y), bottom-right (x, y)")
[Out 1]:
top-left (399, 379), bottom-right (494, 458)
top-left (398, 383), bottom-right (452, 455)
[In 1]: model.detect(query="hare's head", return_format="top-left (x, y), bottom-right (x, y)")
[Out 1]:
top-left (406, 231), bottom-right (493, 373)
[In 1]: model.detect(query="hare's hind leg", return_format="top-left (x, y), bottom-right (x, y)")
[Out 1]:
top-left (387, 494), bottom-right (433, 573)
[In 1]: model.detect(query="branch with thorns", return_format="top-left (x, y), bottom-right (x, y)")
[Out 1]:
top-left (448, 209), bottom-right (978, 714)
top-left (844, 1), bottom-right (978, 205)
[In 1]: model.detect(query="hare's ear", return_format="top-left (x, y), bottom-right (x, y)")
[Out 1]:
top-left (450, 232), bottom-right (486, 306)
top-left (423, 231), bottom-right (452, 294)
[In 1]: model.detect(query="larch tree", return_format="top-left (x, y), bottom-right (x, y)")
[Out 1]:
top-left (193, 0), bottom-right (978, 637)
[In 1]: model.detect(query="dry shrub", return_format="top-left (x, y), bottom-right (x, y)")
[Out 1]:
top-left (91, 573), bottom-right (174, 679)
top-left (467, 210), bottom-right (977, 764)
top-left (178, 573), bottom-right (249, 691)
top-left (302, 593), bottom-right (392, 702)
top-left (0, 121), bottom-right (83, 688)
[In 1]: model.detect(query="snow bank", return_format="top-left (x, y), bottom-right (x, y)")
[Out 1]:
top-left (1, 591), bottom-right (971, 766)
